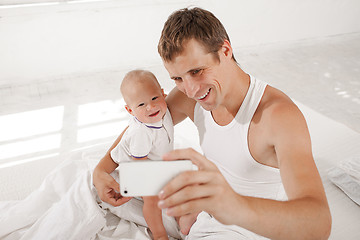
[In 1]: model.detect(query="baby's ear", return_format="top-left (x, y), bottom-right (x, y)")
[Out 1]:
top-left (125, 105), bottom-right (133, 115)
top-left (161, 88), bottom-right (167, 98)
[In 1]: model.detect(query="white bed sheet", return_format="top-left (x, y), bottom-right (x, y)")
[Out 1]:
top-left (296, 102), bottom-right (360, 239)
top-left (0, 149), bottom-right (182, 240)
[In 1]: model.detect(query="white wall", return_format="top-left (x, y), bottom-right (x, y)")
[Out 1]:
top-left (0, 0), bottom-right (359, 84)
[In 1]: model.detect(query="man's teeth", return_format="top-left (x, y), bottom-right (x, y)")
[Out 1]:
top-left (198, 89), bottom-right (210, 100)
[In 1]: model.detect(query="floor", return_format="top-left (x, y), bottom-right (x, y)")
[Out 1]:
top-left (237, 32), bottom-right (360, 134)
top-left (0, 32), bottom-right (359, 201)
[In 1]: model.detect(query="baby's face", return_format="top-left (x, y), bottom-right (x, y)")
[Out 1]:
top-left (125, 80), bottom-right (167, 124)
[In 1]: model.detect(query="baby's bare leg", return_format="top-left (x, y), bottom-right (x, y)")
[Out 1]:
top-left (143, 196), bottom-right (168, 240)
top-left (177, 212), bottom-right (199, 235)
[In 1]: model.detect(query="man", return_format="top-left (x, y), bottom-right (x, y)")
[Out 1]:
top-left (94, 7), bottom-right (331, 239)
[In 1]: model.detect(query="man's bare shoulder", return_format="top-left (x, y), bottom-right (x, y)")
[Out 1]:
top-left (259, 86), bottom-right (310, 143)
top-left (260, 86), bottom-right (302, 119)
top-left (250, 85), bottom-right (312, 168)
top-left (166, 87), bottom-right (196, 125)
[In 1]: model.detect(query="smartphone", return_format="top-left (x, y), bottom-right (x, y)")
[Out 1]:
top-left (118, 160), bottom-right (198, 197)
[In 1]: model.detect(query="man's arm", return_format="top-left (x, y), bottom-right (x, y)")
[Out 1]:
top-left (166, 87), bottom-right (196, 125)
top-left (236, 101), bottom-right (331, 239)
top-left (93, 127), bottom-right (132, 206)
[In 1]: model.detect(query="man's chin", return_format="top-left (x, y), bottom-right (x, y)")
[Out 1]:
top-left (199, 102), bottom-right (215, 112)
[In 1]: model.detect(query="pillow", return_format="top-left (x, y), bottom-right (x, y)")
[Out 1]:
top-left (328, 156), bottom-right (360, 206)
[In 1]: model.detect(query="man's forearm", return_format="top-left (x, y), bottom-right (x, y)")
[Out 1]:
top-left (234, 195), bottom-right (331, 240)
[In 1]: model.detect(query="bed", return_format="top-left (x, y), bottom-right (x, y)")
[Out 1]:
top-left (0, 101), bottom-right (359, 239)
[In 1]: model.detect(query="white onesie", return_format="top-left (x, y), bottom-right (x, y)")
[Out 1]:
top-left (101, 109), bottom-right (181, 239)
top-left (111, 108), bottom-right (174, 163)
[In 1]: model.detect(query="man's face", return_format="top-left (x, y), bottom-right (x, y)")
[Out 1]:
top-left (163, 39), bottom-right (224, 111)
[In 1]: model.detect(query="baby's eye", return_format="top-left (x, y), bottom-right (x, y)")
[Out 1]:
top-left (191, 69), bottom-right (201, 75)
top-left (172, 77), bottom-right (182, 81)
top-left (138, 103), bottom-right (145, 107)
top-left (152, 96), bottom-right (158, 101)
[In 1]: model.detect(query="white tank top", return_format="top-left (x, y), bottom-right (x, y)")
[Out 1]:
top-left (194, 76), bottom-right (287, 200)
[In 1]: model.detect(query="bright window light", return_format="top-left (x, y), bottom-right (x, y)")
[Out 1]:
top-left (0, 134), bottom-right (61, 160)
top-left (0, 153), bottom-right (60, 169)
top-left (0, 106), bottom-right (64, 142)
top-left (0, 0), bottom-right (92, 7)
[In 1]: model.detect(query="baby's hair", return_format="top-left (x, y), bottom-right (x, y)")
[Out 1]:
top-left (120, 69), bottom-right (161, 104)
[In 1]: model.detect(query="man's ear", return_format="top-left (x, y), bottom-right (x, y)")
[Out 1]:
top-left (125, 105), bottom-right (133, 115)
top-left (221, 40), bottom-right (233, 59)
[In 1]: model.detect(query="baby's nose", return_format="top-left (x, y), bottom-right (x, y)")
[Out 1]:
top-left (146, 103), bottom-right (155, 110)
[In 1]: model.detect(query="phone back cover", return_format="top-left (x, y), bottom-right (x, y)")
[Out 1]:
top-left (119, 160), bottom-right (193, 197)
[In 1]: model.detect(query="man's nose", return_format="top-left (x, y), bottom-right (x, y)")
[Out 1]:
top-left (183, 78), bottom-right (199, 99)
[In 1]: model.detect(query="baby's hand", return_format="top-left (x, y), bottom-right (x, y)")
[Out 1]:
top-left (93, 168), bottom-right (131, 206)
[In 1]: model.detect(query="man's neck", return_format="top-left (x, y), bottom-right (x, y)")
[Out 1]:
top-left (211, 66), bottom-right (250, 126)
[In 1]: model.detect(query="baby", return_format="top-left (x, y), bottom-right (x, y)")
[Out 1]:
top-left (110, 69), bottom-right (195, 239)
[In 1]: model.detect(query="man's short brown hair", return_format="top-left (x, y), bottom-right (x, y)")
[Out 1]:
top-left (158, 7), bottom-right (236, 62)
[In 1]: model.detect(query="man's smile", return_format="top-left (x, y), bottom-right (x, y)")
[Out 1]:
top-left (197, 88), bottom-right (211, 100)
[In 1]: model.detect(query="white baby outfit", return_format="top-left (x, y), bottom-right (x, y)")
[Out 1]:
top-left (102, 109), bottom-right (182, 238)
top-left (111, 108), bottom-right (174, 163)
top-left (187, 75), bottom-right (287, 240)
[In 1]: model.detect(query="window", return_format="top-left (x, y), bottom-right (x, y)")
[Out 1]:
top-left (0, 0), bottom-right (90, 6)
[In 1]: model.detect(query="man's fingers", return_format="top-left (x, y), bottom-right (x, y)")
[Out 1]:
top-left (163, 148), bottom-right (217, 171)
top-left (159, 170), bottom-right (215, 200)
top-left (165, 197), bottom-right (213, 217)
top-left (159, 183), bottom-right (217, 209)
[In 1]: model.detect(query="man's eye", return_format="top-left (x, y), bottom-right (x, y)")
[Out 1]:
top-left (138, 103), bottom-right (145, 107)
top-left (152, 96), bottom-right (158, 101)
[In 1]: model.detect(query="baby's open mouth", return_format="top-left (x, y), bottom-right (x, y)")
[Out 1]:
top-left (149, 111), bottom-right (160, 117)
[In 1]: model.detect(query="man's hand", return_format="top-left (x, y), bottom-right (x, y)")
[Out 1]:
top-left (158, 148), bottom-right (240, 225)
top-left (93, 167), bottom-right (132, 206)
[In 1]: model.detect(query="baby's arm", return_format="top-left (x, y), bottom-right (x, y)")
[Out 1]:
top-left (93, 127), bottom-right (132, 206)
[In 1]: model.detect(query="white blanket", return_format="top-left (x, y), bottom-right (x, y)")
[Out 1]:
top-left (0, 151), bottom-right (182, 240)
